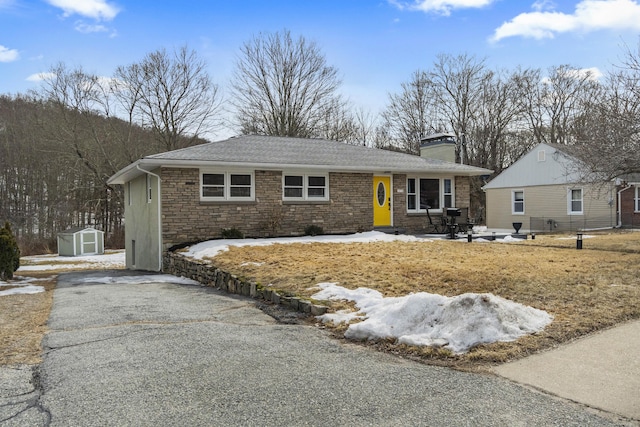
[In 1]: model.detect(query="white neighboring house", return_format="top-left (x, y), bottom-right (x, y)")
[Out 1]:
top-left (482, 143), bottom-right (616, 233)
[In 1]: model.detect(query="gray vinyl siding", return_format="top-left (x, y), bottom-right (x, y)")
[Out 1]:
top-left (486, 184), bottom-right (616, 232)
top-left (124, 170), bottom-right (161, 271)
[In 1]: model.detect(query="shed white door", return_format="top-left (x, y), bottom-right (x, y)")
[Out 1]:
top-left (81, 232), bottom-right (97, 255)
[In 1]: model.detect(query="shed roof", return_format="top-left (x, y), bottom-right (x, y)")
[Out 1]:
top-left (108, 135), bottom-right (492, 185)
top-left (57, 227), bottom-right (103, 235)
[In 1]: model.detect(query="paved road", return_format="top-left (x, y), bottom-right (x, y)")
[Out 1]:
top-left (1, 270), bottom-right (633, 426)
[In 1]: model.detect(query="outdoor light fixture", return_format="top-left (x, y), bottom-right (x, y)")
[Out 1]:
top-left (576, 232), bottom-right (583, 250)
top-left (467, 228), bottom-right (472, 243)
top-left (531, 232), bottom-right (536, 240)
top-left (492, 231), bottom-right (496, 241)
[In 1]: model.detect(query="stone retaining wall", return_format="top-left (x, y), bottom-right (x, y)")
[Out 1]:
top-left (163, 250), bottom-right (329, 316)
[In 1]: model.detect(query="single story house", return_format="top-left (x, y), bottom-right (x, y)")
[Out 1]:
top-left (108, 135), bottom-right (491, 271)
top-left (482, 143), bottom-right (616, 233)
top-left (57, 227), bottom-right (105, 256)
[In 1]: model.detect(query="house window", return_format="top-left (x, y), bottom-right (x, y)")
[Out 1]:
top-left (635, 186), bottom-right (640, 212)
top-left (201, 171), bottom-right (254, 201)
top-left (568, 188), bottom-right (583, 215)
top-left (444, 179), bottom-right (453, 208)
top-left (283, 173), bottom-right (329, 201)
top-left (512, 190), bottom-right (525, 214)
top-left (127, 181), bottom-right (132, 206)
top-left (146, 174), bottom-right (152, 203)
top-left (538, 150), bottom-right (546, 162)
top-left (406, 177), bottom-right (454, 212)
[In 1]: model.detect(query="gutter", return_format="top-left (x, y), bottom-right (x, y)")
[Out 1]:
top-left (136, 165), bottom-right (163, 272)
top-left (109, 158), bottom-right (492, 184)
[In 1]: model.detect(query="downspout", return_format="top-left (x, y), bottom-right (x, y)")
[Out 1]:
top-left (136, 165), bottom-right (163, 272)
top-left (617, 184), bottom-right (632, 228)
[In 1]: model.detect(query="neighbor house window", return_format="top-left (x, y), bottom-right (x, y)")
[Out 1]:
top-left (201, 171), bottom-right (254, 201)
top-left (512, 190), bottom-right (524, 214)
top-left (406, 177), bottom-right (454, 212)
top-left (127, 181), bottom-right (132, 206)
top-left (283, 173), bottom-right (329, 201)
top-left (538, 150), bottom-right (546, 162)
top-left (568, 188), bottom-right (583, 215)
top-left (146, 174), bottom-right (152, 203)
top-left (635, 186), bottom-right (640, 212)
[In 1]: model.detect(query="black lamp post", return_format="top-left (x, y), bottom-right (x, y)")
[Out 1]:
top-left (577, 232), bottom-right (583, 250)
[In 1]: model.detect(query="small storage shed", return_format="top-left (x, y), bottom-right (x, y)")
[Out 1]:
top-left (57, 227), bottom-right (104, 256)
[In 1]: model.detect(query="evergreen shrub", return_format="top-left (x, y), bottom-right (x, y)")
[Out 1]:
top-left (0, 222), bottom-right (20, 280)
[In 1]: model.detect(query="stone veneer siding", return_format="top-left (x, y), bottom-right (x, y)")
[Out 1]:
top-left (161, 168), bottom-right (373, 248)
top-left (392, 175), bottom-right (471, 233)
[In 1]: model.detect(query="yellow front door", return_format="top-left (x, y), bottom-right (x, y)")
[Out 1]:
top-left (373, 176), bottom-right (391, 227)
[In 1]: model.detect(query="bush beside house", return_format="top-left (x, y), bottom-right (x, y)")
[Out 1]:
top-left (0, 222), bottom-right (20, 280)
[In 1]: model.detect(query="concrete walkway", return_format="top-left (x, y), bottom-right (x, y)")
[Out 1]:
top-left (494, 319), bottom-right (640, 422)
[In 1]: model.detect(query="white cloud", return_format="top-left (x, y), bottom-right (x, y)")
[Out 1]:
top-left (491, 0), bottom-right (640, 42)
top-left (541, 67), bottom-right (603, 85)
top-left (46, 0), bottom-right (119, 21)
top-left (26, 72), bottom-right (55, 82)
top-left (568, 66), bottom-right (603, 81)
top-left (0, 44), bottom-right (19, 62)
top-left (389, 0), bottom-right (495, 16)
top-left (74, 20), bottom-right (108, 33)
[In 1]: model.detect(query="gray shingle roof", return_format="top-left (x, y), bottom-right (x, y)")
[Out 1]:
top-left (109, 135), bottom-right (492, 184)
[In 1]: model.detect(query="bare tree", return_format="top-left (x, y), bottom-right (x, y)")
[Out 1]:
top-left (114, 46), bottom-right (222, 151)
top-left (518, 64), bottom-right (601, 147)
top-left (380, 70), bottom-right (440, 153)
top-left (230, 29), bottom-right (344, 138)
top-left (573, 50), bottom-right (640, 180)
top-left (351, 107), bottom-right (378, 146)
top-left (467, 68), bottom-right (528, 173)
top-left (429, 53), bottom-right (488, 163)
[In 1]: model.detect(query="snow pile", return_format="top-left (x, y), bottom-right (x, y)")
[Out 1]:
top-left (183, 231), bottom-right (423, 260)
top-left (0, 276), bottom-right (48, 296)
top-left (311, 283), bottom-right (553, 354)
top-left (18, 250), bottom-right (125, 272)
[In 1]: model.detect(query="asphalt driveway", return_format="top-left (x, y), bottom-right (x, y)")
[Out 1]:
top-left (2, 270), bottom-right (631, 426)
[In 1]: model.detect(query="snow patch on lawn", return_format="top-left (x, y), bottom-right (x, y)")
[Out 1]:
top-left (311, 283), bottom-right (552, 354)
top-left (0, 276), bottom-right (49, 296)
top-left (18, 250), bottom-right (125, 272)
top-left (182, 231), bottom-right (424, 260)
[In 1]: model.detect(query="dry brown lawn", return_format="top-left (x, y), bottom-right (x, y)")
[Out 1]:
top-left (209, 230), bottom-right (640, 368)
top-left (0, 273), bottom-right (56, 365)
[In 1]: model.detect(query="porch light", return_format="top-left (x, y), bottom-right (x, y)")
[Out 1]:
top-left (576, 232), bottom-right (583, 250)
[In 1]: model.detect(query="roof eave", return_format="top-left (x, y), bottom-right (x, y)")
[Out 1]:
top-left (108, 158), bottom-right (492, 184)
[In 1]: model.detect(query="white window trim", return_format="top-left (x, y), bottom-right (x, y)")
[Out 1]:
top-left (282, 172), bottom-right (330, 201)
top-left (406, 176), bottom-right (455, 213)
top-left (200, 170), bottom-right (255, 202)
top-left (635, 186), bottom-right (640, 213)
top-left (512, 189), bottom-right (525, 215)
top-left (568, 187), bottom-right (584, 215)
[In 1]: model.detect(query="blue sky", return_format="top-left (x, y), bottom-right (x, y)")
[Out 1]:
top-left (2, 0), bottom-right (640, 138)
